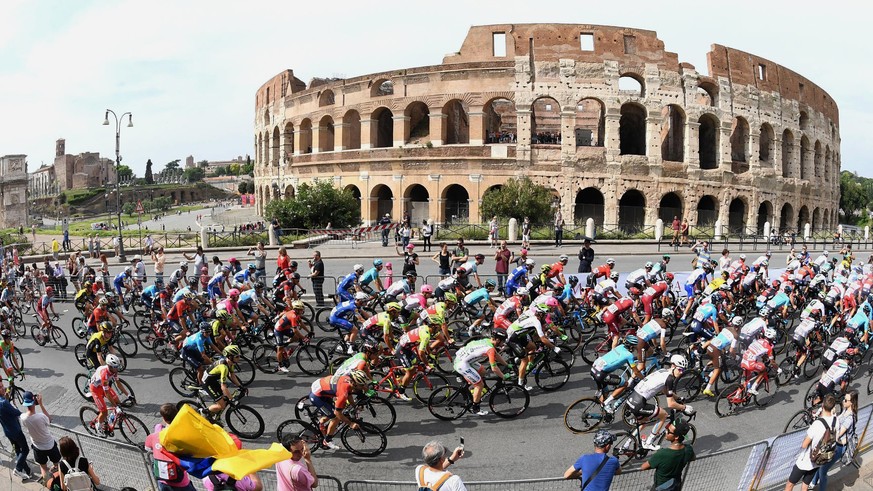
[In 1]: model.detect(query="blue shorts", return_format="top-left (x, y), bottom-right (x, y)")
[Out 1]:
top-left (168, 320), bottom-right (184, 333)
top-left (114, 283), bottom-right (124, 296)
top-left (208, 285), bottom-right (221, 300)
top-left (141, 293), bottom-right (153, 305)
top-left (684, 284), bottom-right (694, 299)
top-left (308, 392), bottom-right (335, 417)
top-left (274, 329), bottom-right (293, 347)
top-left (505, 282), bottom-right (519, 296)
top-left (329, 316), bottom-right (354, 332)
top-left (181, 346), bottom-right (203, 368)
top-left (338, 289), bottom-right (355, 303)
top-left (690, 320), bottom-right (714, 341)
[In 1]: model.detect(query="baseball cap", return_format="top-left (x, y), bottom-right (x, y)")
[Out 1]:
top-left (22, 391), bottom-right (35, 407)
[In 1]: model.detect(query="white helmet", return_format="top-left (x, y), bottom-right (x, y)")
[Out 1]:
top-left (525, 259), bottom-right (536, 267)
top-left (106, 354), bottom-right (122, 369)
top-left (670, 354), bottom-right (688, 369)
top-left (823, 250), bottom-right (829, 256)
top-left (559, 254), bottom-right (569, 262)
top-left (516, 287), bottom-right (529, 296)
top-left (353, 264), bottom-right (364, 273)
top-left (354, 292), bottom-right (368, 301)
top-left (763, 327), bottom-right (777, 340)
top-left (731, 316), bottom-right (744, 327)
top-left (661, 308), bottom-right (673, 318)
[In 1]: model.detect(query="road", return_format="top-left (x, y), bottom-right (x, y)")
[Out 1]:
top-left (12, 242), bottom-right (872, 483)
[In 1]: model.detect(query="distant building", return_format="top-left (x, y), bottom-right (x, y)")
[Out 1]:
top-left (185, 155), bottom-right (195, 168)
top-left (29, 164), bottom-right (58, 199)
top-left (51, 139), bottom-right (116, 191)
top-left (0, 155), bottom-right (29, 228)
top-left (200, 156), bottom-right (250, 174)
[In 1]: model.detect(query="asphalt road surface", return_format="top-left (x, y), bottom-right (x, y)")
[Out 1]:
top-left (13, 242), bottom-right (872, 483)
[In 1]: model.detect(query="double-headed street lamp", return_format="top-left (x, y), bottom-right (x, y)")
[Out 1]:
top-left (103, 109), bottom-right (133, 262)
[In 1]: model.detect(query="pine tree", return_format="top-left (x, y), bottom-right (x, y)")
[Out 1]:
top-left (145, 159), bottom-right (154, 184)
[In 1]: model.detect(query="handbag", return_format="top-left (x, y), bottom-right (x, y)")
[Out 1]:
top-left (580, 454), bottom-right (609, 490)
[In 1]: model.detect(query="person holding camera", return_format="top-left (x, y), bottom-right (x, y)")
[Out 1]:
top-left (415, 441), bottom-right (466, 491)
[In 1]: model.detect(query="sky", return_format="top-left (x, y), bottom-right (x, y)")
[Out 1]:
top-left (0, 0), bottom-right (870, 178)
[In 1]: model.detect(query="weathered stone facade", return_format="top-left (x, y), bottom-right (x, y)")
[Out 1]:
top-left (253, 24), bottom-right (840, 233)
top-left (0, 155), bottom-right (29, 228)
top-left (52, 139), bottom-right (116, 192)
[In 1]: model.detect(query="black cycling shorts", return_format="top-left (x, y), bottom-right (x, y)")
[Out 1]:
top-left (627, 392), bottom-right (657, 419)
top-left (591, 368), bottom-right (621, 393)
top-left (394, 346), bottom-right (416, 369)
top-left (204, 377), bottom-right (223, 400)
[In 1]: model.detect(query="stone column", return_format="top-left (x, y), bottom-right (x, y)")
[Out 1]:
top-left (393, 116), bottom-right (409, 147)
top-left (686, 121), bottom-right (700, 167)
top-left (468, 110), bottom-right (485, 145)
top-left (749, 128), bottom-right (761, 169)
top-left (279, 127), bottom-right (292, 160)
top-left (334, 123), bottom-right (348, 151)
top-left (469, 198), bottom-right (480, 225)
top-left (361, 119), bottom-right (374, 150)
top-left (561, 110), bottom-right (576, 159)
top-left (646, 116), bottom-right (663, 162)
top-left (429, 112), bottom-right (446, 146)
top-left (719, 122), bottom-right (732, 171)
top-left (604, 112), bottom-right (622, 160)
top-left (293, 129), bottom-right (304, 156)
top-left (772, 135), bottom-right (783, 176)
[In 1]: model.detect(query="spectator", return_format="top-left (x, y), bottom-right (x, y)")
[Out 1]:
top-left (415, 441), bottom-right (466, 491)
top-left (0, 390), bottom-right (31, 480)
top-left (277, 435), bottom-right (318, 491)
top-left (521, 217), bottom-right (532, 250)
top-left (379, 214), bottom-right (392, 247)
top-left (247, 241), bottom-right (268, 281)
top-left (384, 262), bottom-right (393, 289)
top-left (51, 238), bottom-right (60, 261)
top-left (62, 229), bottom-right (70, 252)
top-left (563, 429), bottom-right (621, 491)
top-left (691, 240), bottom-right (711, 269)
top-left (671, 216), bottom-right (681, 246)
top-left (152, 246), bottom-right (166, 285)
top-left (450, 239), bottom-right (469, 275)
top-left (276, 246), bottom-right (291, 274)
top-left (94, 236), bottom-right (102, 258)
top-left (433, 243), bottom-right (451, 279)
top-left (396, 243), bottom-right (419, 276)
top-left (811, 390), bottom-right (858, 490)
top-left (113, 235), bottom-right (121, 258)
top-left (578, 239), bottom-right (594, 273)
top-left (785, 393), bottom-right (838, 491)
top-left (21, 392), bottom-right (60, 484)
top-left (494, 240), bottom-right (511, 294)
top-left (31, 224), bottom-right (37, 242)
top-left (87, 235), bottom-right (95, 259)
top-left (554, 216), bottom-right (565, 248)
top-left (308, 250), bottom-right (325, 306)
top-left (99, 253), bottom-right (110, 285)
top-left (787, 247), bottom-right (798, 265)
top-left (640, 421), bottom-right (695, 490)
top-left (144, 234), bottom-right (154, 255)
top-left (718, 249), bottom-right (731, 271)
top-left (58, 436), bottom-right (100, 489)
top-left (421, 220), bottom-right (433, 253)
top-left (489, 216), bottom-right (499, 248)
top-left (146, 404), bottom-right (196, 491)
top-left (680, 219), bottom-right (689, 246)
top-left (183, 246), bottom-right (207, 287)
top-left (399, 223), bottom-right (412, 248)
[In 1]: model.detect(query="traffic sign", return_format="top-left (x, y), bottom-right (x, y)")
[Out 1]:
top-left (135, 200), bottom-right (144, 214)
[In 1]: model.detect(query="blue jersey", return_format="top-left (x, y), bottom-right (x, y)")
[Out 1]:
top-left (238, 289), bottom-right (258, 307)
top-left (208, 272), bottom-right (225, 288)
top-left (849, 311), bottom-right (871, 334)
top-left (464, 287), bottom-right (490, 306)
top-left (592, 345), bottom-right (636, 373)
top-left (507, 266), bottom-right (527, 284)
top-left (113, 272), bottom-right (128, 287)
top-left (767, 292), bottom-right (790, 309)
top-left (173, 287), bottom-right (191, 303)
top-left (360, 268), bottom-right (379, 286)
top-left (141, 285), bottom-right (158, 301)
top-left (693, 303), bottom-right (718, 324)
top-left (338, 272), bottom-right (358, 292)
top-left (330, 300), bottom-right (357, 319)
top-left (183, 331), bottom-right (208, 352)
top-left (557, 284), bottom-right (574, 303)
top-left (233, 269), bottom-right (253, 284)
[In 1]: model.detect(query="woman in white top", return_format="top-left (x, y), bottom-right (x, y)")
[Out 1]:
top-left (718, 249), bottom-right (731, 272)
top-left (811, 390), bottom-right (858, 490)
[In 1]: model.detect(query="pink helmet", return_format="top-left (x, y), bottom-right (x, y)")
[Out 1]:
top-left (228, 288), bottom-right (240, 298)
top-left (420, 284), bottom-right (434, 295)
top-left (228, 257), bottom-right (238, 263)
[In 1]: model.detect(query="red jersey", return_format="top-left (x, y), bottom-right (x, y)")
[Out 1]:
top-left (167, 300), bottom-right (189, 321)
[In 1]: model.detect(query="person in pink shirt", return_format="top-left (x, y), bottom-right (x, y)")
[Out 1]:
top-left (276, 435), bottom-right (318, 491)
top-left (145, 404), bottom-right (195, 491)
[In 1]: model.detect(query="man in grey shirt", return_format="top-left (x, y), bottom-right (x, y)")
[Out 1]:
top-left (20, 391), bottom-right (60, 484)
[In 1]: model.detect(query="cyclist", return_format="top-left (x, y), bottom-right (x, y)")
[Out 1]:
top-left (217, 289), bottom-right (246, 331)
top-left (811, 358), bottom-right (851, 407)
top-left (506, 304), bottom-right (560, 389)
top-left (740, 327), bottom-right (780, 396)
top-left (546, 255), bottom-right (570, 287)
top-left (232, 264), bottom-right (258, 291)
top-left (207, 266), bottom-right (232, 308)
top-left (601, 295), bottom-right (635, 348)
top-left (85, 322), bottom-right (115, 369)
top-left (460, 254), bottom-right (485, 288)
top-left (593, 335), bottom-right (644, 414)
top-left (74, 281), bottom-right (96, 318)
top-left (627, 354), bottom-right (695, 451)
top-left (765, 285), bottom-right (795, 320)
top-left (393, 319), bottom-right (440, 400)
top-left (113, 267), bottom-right (133, 299)
top-left (701, 317), bottom-right (741, 397)
top-left (505, 259), bottom-right (534, 296)
top-left (238, 282), bottom-right (273, 328)
top-left (790, 309), bottom-right (824, 377)
top-left (167, 293), bottom-right (198, 344)
top-left (812, 250), bottom-right (830, 273)
top-left (308, 369), bottom-right (370, 450)
top-left (635, 314), bottom-right (671, 369)
top-left (651, 255), bottom-right (671, 280)
top-left (167, 262), bottom-right (189, 289)
top-left (384, 272), bottom-right (416, 303)
top-left (453, 329), bottom-right (511, 416)
top-left (208, 310), bottom-right (234, 352)
top-left (328, 292), bottom-right (368, 353)
top-left (0, 283), bottom-right (14, 314)
top-left (590, 271), bottom-right (622, 307)
top-left (686, 299), bottom-right (719, 343)
top-left (88, 354), bottom-right (130, 435)
top-left (640, 275), bottom-right (671, 324)
top-left (181, 328), bottom-right (217, 381)
top-left (0, 330), bottom-right (21, 382)
top-left (494, 287), bottom-right (528, 330)
top-left (399, 285), bottom-right (432, 326)
top-left (360, 302), bottom-right (401, 349)
top-left (201, 345), bottom-right (245, 419)
top-left (274, 300), bottom-right (312, 373)
top-left (847, 303), bottom-right (871, 345)
top-left (85, 297), bottom-right (113, 336)
top-left (331, 343), bottom-right (380, 384)
top-left (556, 276), bottom-right (580, 311)
top-left (462, 280), bottom-right (497, 332)
top-left (337, 265), bottom-right (363, 303)
top-left (418, 295), bottom-right (455, 346)
top-left (359, 259), bottom-right (385, 294)
top-left (625, 262), bottom-right (653, 291)
top-left (586, 258), bottom-right (615, 288)
top-left (681, 263), bottom-right (711, 322)
top-left (35, 286), bottom-right (57, 330)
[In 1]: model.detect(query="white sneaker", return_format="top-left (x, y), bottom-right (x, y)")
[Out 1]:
top-left (13, 469), bottom-right (31, 481)
top-left (395, 392), bottom-right (411, 401)
top-left (278, 366), bottom-right (290, 373)
top-left (323, 440), bottom-right (341, 450)
top-left (474, 408), bottom-right (489, 416)
top-left (747, 387), bottom-right (759, 396)
top-left (642, 441), bottom-right (661, 451)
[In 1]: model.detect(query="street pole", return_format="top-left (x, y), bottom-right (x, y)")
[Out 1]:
top-left (103, 109), bottom-right (133, 262)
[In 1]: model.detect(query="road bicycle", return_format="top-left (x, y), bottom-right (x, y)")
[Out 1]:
top-left (715, 365), bottom-right (778, 417)
top-left (276, 400), bottom-right (387, 457)
top-left (251, 334), bottom-right (329, 376)
top-left (783, 404), bottom-right (842, 434)
top-left (671, 341), bottom-right (741, 402)
top-left (74, 343), bottom-right (128, 371)
top-left (177, 389), bottom-right (265, 440)
top-left (74, 368), bottom-right (137, 407)
top-left (776, 340), bottom-right (826, 386)
top-left (291, 390), bottom-right (397, 433)
top-left (29, 312), bottom-right (69, 348)
top-left (79, 405), bottom-right (149, 449)
top-left (611, 411), bottom-right (698, 467)
top-left (427, 376), bottom-right (529, 420)
top-left (370, 361), bottom-right (450, 404)
top-left (502, 342), bottom-right (572, 391)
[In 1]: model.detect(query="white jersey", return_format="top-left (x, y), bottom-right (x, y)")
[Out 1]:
top-left (813, 255), bottom-right (829, 268)
top-left (820, 361), bottom-right (849, 386)
top-left (627, 268), bottom-right (648, 285)
top-left (637, 319), bottom-right (666, 342)
top-left (594, 279), bottom-right (617, 295)
top-left (740, 318), bottom-right (767, 339)
top-left (801, 300), bottom-right (825, 320)
top-left (507, 313), bottom-right (545, 338)
top-left (686, 269), bottom-right (708, 286)
top-left (634, 368), bottom-right (673, 400)
top-left (824, 337), bottom-right (851, 360)
top-left (793, 318), bottom-right (817, 340)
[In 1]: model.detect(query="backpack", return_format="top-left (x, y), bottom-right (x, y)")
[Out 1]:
top-left (811, 417), bottom-right (837, 466)
top-left (61, 457), bottom-right (93, 491)
top-left (416, 466), bottom-right (452, 491)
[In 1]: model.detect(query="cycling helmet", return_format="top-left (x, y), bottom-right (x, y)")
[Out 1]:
top-left (247, 263), bottom-right (256, 270)
top-left (348, 369), bottom-right (369, 386)
top-left (765, 251), bottom-right (772, 258)
top-left (184, 292), bottom-right (197, 300)
top-left (721, 271), bottom-right (730, 279)
top-left (606, 258), bottom-right (616, 267)
top-left (593, 429), bottom-right (616, 448)
top-left (353, 264), bottom-right (364, 273)
top-left (253, 281), bottom-right (264, 290)
top-left (455, 268), bottom-right (466, 276)
top-left (485, 279), bottom-right (496, 288)
top-left (474, 254), bottom-right (485, 261)
top-left (443, 292), bottom-right (458, 304)
top-left (228, 288), bottom-right (240, 298)
top-left (525, 258), bottom-right (536, 267)
top-left (100, 321), bottom-right (113, 332)
top-left (516, 287), bottom-right (529, 296)
top-left (823, 250), bottom-right (830, 256)
top-left (105, 354), bottom-right (121, 369)
top-left (179, 261), bottom-right (189, 269)
top-left (45, 286), bottom-right (54, 295)
top-left (783, 285), bottom-right (793, 293)
top-left (670, 354), bottom-right (688, 369)
top-left (491, 329), bottom-right (507, 342)
top-left (534, 303), bottom-right (550, 314)
top-left (354, 292), bottom-right (368, 301)
top-left (98, 297), bottom-right (108, 306)
top-left (405, 271), bottom-right (417, 279)
top-left (763, 327), bottom-right (777, 340)
top-left (124, 266), bottom-right (132, 273)
top-left (628, 287), bottom-right (641, 297)
top-left (222, 265), bottom-right (231, 273)
top-left (541, 264), bottom-right (552, 273)
top-left (661, 308), bottom-right (674, 319)
top-left (559, 254), bottom-right (569, 262)
top-left (624, 335), bottom-right (639, 348)
top-left (223, 345), bottom-right (242, 357)
top-left (703, 262), bottom-right (714, 272)
top-left (610, 272), bottom-right (619, 281)
top-left (373, 259), bottom-right (383, 267)
top-left (291, 300), bottom-right (305, 310)
top-left (568, 276), bottom-right (579, 286)
top-left (771, 280), bottom-right (780, 288)
top-left (83, 281), bottom-right (92, 289)
top-left (420, 284), bottom-right (434, 295)
top-left (731, 316), bottom-right (744, 327)
top-left (386, 302), bottom-right (402, 313)
top-left (0, 307), bottom-right (8, 317)
top-left (216, 310), bottom-right (232, 321)
top-left (663, 254), bottom-right (671, 261)
top-left (645, 261), bottom-right (653, 269)
top-left (665, 273), bottom-right (674, 282)
top-left (845, 327), bottom-right (856, 339)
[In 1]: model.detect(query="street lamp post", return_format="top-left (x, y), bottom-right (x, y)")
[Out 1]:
top-left (103, 109), bottom-right (133, 262)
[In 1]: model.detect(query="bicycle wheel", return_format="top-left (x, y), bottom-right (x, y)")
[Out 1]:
top-left (276, 419), bottom-right (321, 452)
top-left (119, 413), bottom-right (149, 448)
top-left (674, 369), bottom-right (702, 403)
top-left (316, 337), bottom-right (344, 362)
top-left (115, 331), bottom-right (138, 357)
top-left (51, 326), bottom-right (69, 349)
top-left (355, 397), bottom-right (397, 432)
top-left (315, 308), bottom-right (335, 333)
top-left (803, 347), bottom-right (824, 379)
top-left (427, 385), bottom-right (470, 421)
top-left (804, 382), bottom-right (819, 409)
top-left (136, 326), bottom-right (156, 350)
top-left (533, 357), bottom-right (570, 391)
top-left (784, 409), bottom-right (814, 433)
top-left (230, 357), bottom-right (256, 386)
top-left (296, 344), bottom-right (329, 376)
top-left (581, 334), bottom-right (611, 365)
top-left (563, 397), bottom-right (607, 434)
top-left (74, 344), bottom-right (88, 367)
top-left (715, 383), bottom-right (743, 417)
top-left (176, 399), bottom-right (202, 412)
top-left (114, 350), bottom-right (128, 372)
top-left (776, 357), bottom-right (796, 386)
top-left (611, 430), bottom-right (640, 467)
top-left (30, 325), bottom-right (47, 346)
top-left (133, 311), bottom-right (151, 330)
top-left (72, 317), bottom-right (87, 339)
top-left (431, 348), bottom-right (456, 375)
top-left (867, 370), bottom-right (873, 396)
top-left (252, 345), bottom-right (279, 374)
top-left (412, 372), bottom-right (450, 404)
top-left (225, 404), bottom-right (265, 440)
top-left (684, 423), bottom-right (698, 445)
top-left (169, 367), bottom-right (199, 397)
top-left (116, 379), bottom-right (136, 407)
top-left (152, 339), bottom-right (178, 365)
top-left (79, 406), bottom-right (101, 437)
top-left (489, 383), bottom-right (529, 418)
top-left (340, 422), bottom-right (386, 457)
top-left (12, 316), bottom-right (25, 337)
top-left (75, 373), bottom-right (93, 401)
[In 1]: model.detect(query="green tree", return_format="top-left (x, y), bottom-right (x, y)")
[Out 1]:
top-left (240, 162), bottom-right (254, 176)
top-left (840, 171), bottom-right (868, 224)
top-left (117, 164), bottom-right (134, 182)
top-left (213, 166), bottom-right (227, 177)
top-left (145, 159), bottom-right (154, 184)
top-left (183, 167), bottom-right (205, 182)
top-left (228, 163), bottom-right (241, 175)
top-left (238, 181), bottom-right (248, 194)
top-left (122, 202), bottom-right (136, 216)
top-left (165, 159), bottom-right (181, 171)
top-left (264, 179), bottom-right (359, 229)
top-left (246, 181), bottom-right (255, 193)
top-left (480, 177), bottom-right (553, 223)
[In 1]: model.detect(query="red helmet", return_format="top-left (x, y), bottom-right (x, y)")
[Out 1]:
top-left (771, 280), bottom-right (780, 288)
top-left (665, 273), bottom-right (674, 282)
top-left (629, 287), bottom-right (641, 296)
top-left (45, 286), bottom-right (54, 295)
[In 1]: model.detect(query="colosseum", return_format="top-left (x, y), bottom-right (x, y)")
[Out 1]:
top-left (253, 23), bottom-right (840, 235)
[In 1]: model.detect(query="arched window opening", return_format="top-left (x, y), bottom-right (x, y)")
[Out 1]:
top-left (797, 206), bottom-right (810, 233)
top-left (404, 102), bottom-right (430, 143)
top-left (443, 185), bottom-right (470, 223)
top-left (781, 130), bottom-right (794, 177)
top-left (299, 119), bottom-right (313, 154)
top-left (271, 127), bottom-right (280, 165)
top-left (371, 185), bottom-right (393, 220)
top-left (698, 196), bottom-right (718, 228)
top-left (575, 99), bottom-right (605, 147)
top-left (443, 100), bottom-right (469, 144)
top-left (728, 198), bottom-right (747, 234)
top-left (824, 146), bottom-right (831, 182)
top-left (698, 114), bottom-right (719, 169)
top-left (283, 122), bottom-right (295, 157)
top-left (799, 111), bottom-right (809, 131)
top-left (574, 187), bottom-right (604, 226)
top-left (619, 104), bottom-right (646, 156)
top-left (660, 105), bottom-right (685, 162)
top-left (696, 82), bottom-right (718, 107)
top-left (531, 97), bottom-right (561, 144)
top-left (618, 189), bottom-right (646, 233)
top-left (757, 201), bottom-right (772, 235)
top-left (618, 75), bottom-right (644, 97)
top-left (404, 184), bottom-right (430, 225)
top-left (372, 108), bottom-right (394, 148)
top-left (759, 124), bottom-right (774, 163)
top-left (658, 193), bottom-right (683, 224)
top-left (484, 98), bottom-right (516, 143)
top-left (812, 208), bottom-right (821, 233)
top-left (318, 90), bottom-right (335, 107)
top-left (814, 141), bottom-right (823, 179)
top-left (318, 115), bottom-right (334, 152)
top-left (730, 117), bottom-right (749, 163)
top-left (780, 203), bottom-right (795, 234)
top-left (342, 110), bottom-right (361, 150)
top-left (371, 79), bottom-right (394, 97)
